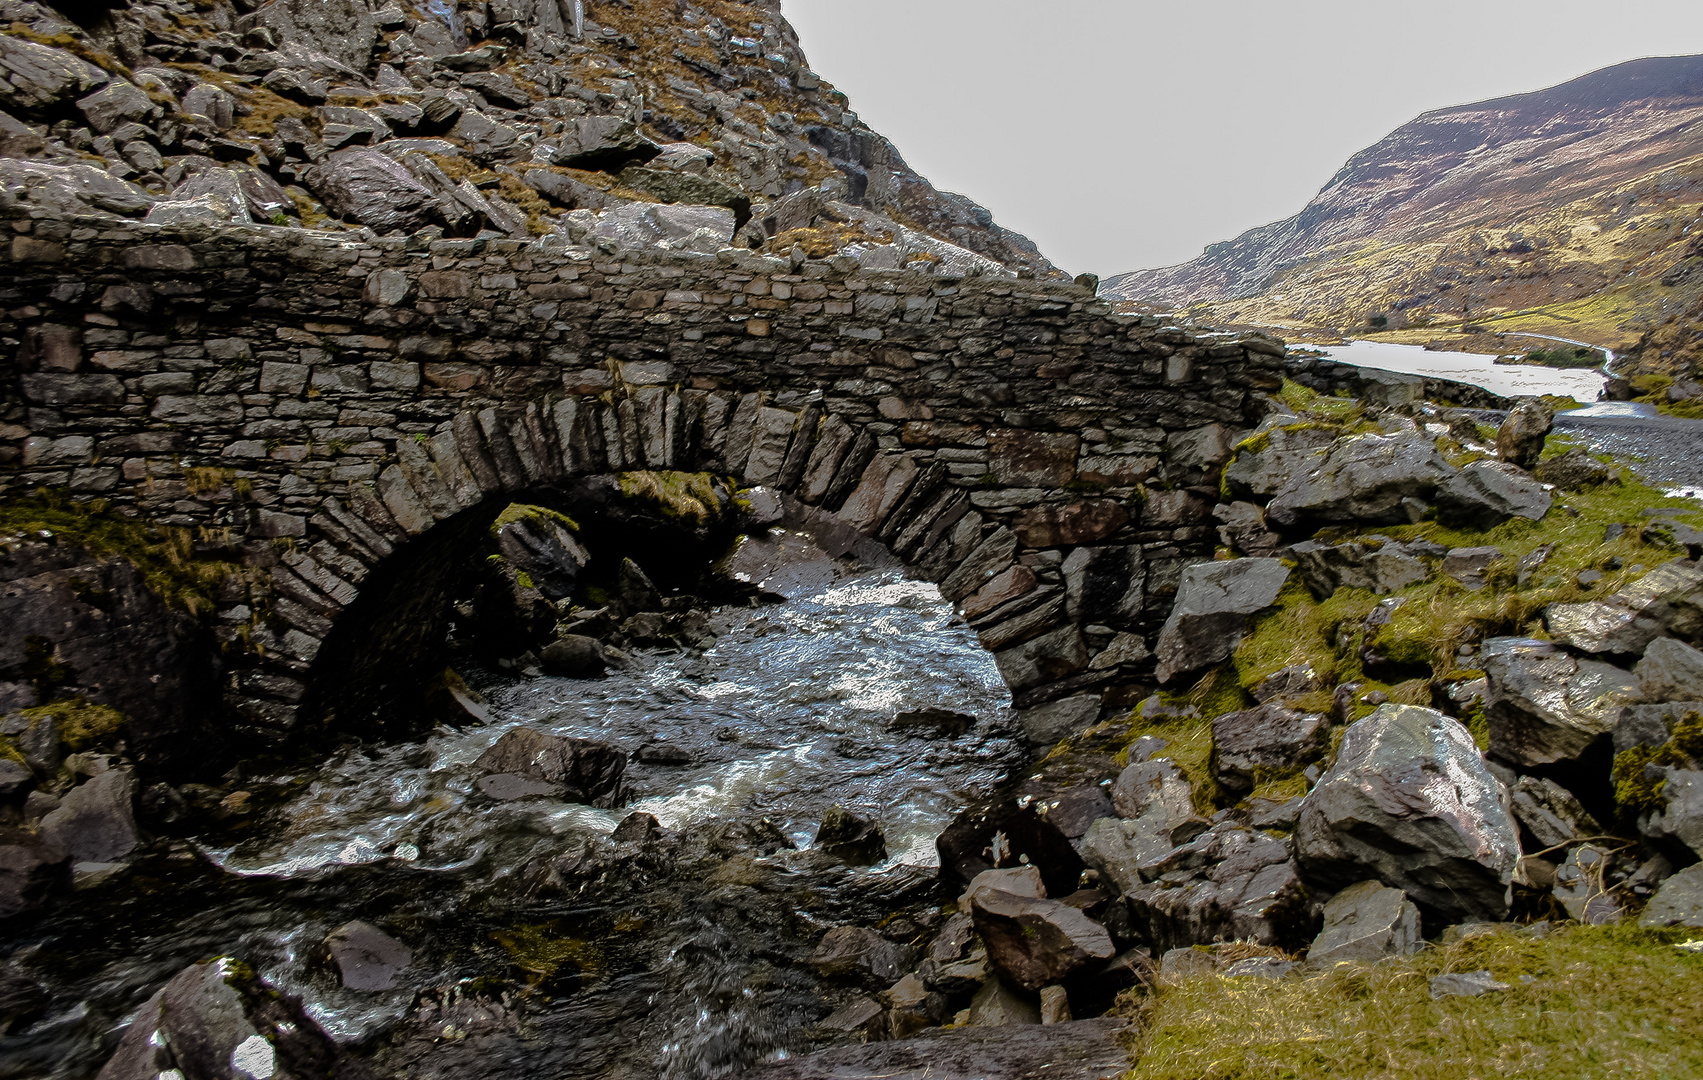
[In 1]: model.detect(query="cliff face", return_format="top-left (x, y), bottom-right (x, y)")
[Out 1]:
top-left (0, 0), bottom-right (1058, 275)
top-left (1103, 54), bottom-right (1703, 345)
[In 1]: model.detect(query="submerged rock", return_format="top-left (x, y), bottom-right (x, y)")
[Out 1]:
top-left (539, 635), bottom-right (607, 679)
top-left (808, 926), bottom-right (915, 987)
top-left (472, 728), bottom-right (627, 807)
top-left (323, 920), bottom-right (413, 992)
top-left (815, 806), bottom-right (887, 865)
top-left (1294, 704), bottom-right (1521, 924)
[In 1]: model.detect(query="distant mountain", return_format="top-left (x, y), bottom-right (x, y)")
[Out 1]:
top-left (1103, 55), bottom-right (1703, 348)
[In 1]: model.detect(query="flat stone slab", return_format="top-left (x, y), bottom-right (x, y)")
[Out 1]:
top-left (732, 1017), bottom-right (1129, 1080)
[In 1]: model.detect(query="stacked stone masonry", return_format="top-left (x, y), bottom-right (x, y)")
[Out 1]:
top-left (0, 208), bottom-right (1286, 744)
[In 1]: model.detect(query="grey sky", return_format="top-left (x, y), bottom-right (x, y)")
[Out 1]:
top-left (784, 0), bottom-right (1703, 277)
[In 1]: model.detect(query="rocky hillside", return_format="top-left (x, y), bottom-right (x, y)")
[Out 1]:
top-left (1104, 54), bottom-right (1703, 347)
top-left (0, 0), bottom-right (1058, 275)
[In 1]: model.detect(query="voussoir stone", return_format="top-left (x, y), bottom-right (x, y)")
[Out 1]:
top-left (1294, 704), bottom-right (1521, 925)
top-left (1153, 558), bottom-right (1289, 683)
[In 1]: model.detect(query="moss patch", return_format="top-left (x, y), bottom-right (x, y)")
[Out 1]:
top-left (491, 922), bottom-right (605, 987)
top-left (1123, 923), bottom-right (1703, 1080)
top-left (491, 502), bottom-right (580, 534)
top-left (615, 471), bottom-right (730, 527)
top-left (21, 698), bottom-right (127, 752)
top-left (1612, 710), bottom-right (1703, 818)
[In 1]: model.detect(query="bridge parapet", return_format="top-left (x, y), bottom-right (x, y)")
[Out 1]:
top-left (0, 209), bottom-right (1286, 746)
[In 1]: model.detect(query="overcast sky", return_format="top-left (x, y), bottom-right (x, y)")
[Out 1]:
top-left (783, 0), bottom-right (1703, 277)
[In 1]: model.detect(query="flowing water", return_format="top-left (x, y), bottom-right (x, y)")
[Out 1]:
top-left (1317, 340), bottom-right (1607, 400)
top-left (0, 539), bottom-right (1024, 1080)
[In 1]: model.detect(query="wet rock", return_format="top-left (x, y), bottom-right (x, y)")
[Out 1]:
top-left (1211, 704), bottom-right (1328, 795)
top-left (1480, 637), bottom-right (1639, 766)
top-left (1545, 558), bottom-right (1703, 655)
top-left (306, 148), bottom-right (440, 234)
top-left (1295, 704), bottom-right (1520, 924)
top-left (474, 773), bottom-right (559, 801)
top-left (472, 728), bottom-right (627, 807)
top-left (1496, 399), bottom-right (1554, 469)
top-left (0, 962), bottom-right (45, 1030)
top-left (539, 636), bottom-right (607, 678)
top-left (809, 926), bottom-right (915, 987)
top-left (1639, 862), bottom-right (1703, 927)
top-left (815, 805), bottom-right (886, 865)
top-left (890, 706), bottom-right (976, 736)
top-left (1290, 537), bottom-right (1429, 599)
top-left (1643, 769), bottom-right (1703, 860)
top-left (936, 796), bottom-right (1084, 900)
top-left (1436, 458), bottom-right (1551, 528)
top-left (1153, 558), bottom-right (1290, 683)
top-left (961, 866), bottom-right (1045, 907)
top-left (0, 828), bottom-right (66, 920)
top-left (634, 740), bottom-right (692, 765)
top-left (964, 977), bottom-right (1040, 1026)
top-left (1308, 880), bottom-right (1420, 965)
top-left (1509, 776), bottom-right (1602, 849)
top-left (881, 973), bottom-right (948, 1038)
top-left (1264, 430), bottom-right (1454, 531)
top-left (610, 811), bottom-right (663, 844)
top-left (1535, 448), bottom-right (1612, 490)
top-left (815, 996), bottom-right (883, 1038)
top-left (95, 955), bottom-right (370, 1080)
top-left (927, 912), bottom-right (976, 963)
top-left (618, 557), bottom-right (663, 613)
top-left (39, 769), bottom-right (137, 864)
top-left (1429, 970), bottom-right (1509, 1000)
top-left (323, 921), bottom-right (413, 992)
top-left (1038, 782), bottom-right (1114, 839)
top-left (1635, 636), bottom-right (1703, 701)
top-left (1124, 823), bottom-right (1312, 951)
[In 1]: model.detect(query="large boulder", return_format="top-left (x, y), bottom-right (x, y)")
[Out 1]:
top-left (0, 36), bottom-right (106, 115)
top-left (306, 148), bottom-right (441, 234)
top-left (1220, 425), bottom-right (1333, 501)
top-left (1307, 880), bottom-right (1421, 965)
top-left (969, 889), bottom-right (1115, 991)
top-left (492, 506), bottom-right (588, 603)
top-left (95, 956), bottom-right (371, 1080)
top-left (1639, 862), bottom-right (1703, 927)
top-left (1153, 558), bottom-right (1289, 683)
top-left (0, 159), bottom-right (154, 217)
top-left (1294, 704), bottom-right (1521, 924)
top-left (1634, 636), bottom-right (1703, 701)
top-left (544, 114), bottom-right (659, 171)
top-left (1545, 559), bottom-right (1703, 656)
top-left (1289, 537), bottom-right (1429, 599)
top-left (1124, 823), bottom-right (1312, 952)
top-left (1496, 399), bottom-right (1554, 469)
top-left (569, 201), bottom-right (737, 254)
top-left (472, 728), bottom-right (627, 807)
top-left (1435, 459), bottom-right (1551, 528)
top-left (1211, 704), bottom-right (1328, 795)
top-left (1264, 431), bottom-right (1455, 531)
top-left (1479, 637), bottom-right (1639, 766)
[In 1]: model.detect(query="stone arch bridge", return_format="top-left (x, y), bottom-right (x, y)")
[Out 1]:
top-left (0, 209), bottom-right (1285, 751)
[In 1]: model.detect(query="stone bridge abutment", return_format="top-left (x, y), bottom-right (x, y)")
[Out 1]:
top-left (0, 208), bottom-right (1287, 751)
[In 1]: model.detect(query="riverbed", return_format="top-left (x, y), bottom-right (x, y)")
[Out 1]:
top-left (1, 543), bottom-right (1024, 1080)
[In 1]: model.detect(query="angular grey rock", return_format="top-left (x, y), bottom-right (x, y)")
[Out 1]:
top-left (1252, 663), bottom-right (1323, 704)
top-left (1615, 701), bottom-right (1703, 753)
top-left (1125, 823), bottom-right (1311, 951)
top-left (0, 36), bottom-right (106, 114)
top-left (961, 865), bottom-right (1045, 909)
top-left (1153, 558), bottom-right (1289, 683)
top-left (1643, 769), bottom-right (1703, 860)
top-left (1221, 424), bottom-right (1333, 501)
top-left (1639, 862), bottom-right (1703, 927)
top-left (0, 159), bottom-right (153, 217)
top-left (1214, 500), bottom-right (1284, 557)
top-left (1078, 810), bottom-right (1207, 896)
top-left (617, 557), bottom-right (662, 613)
top-left (808, 926), bottom-right (914, 987)
top-left (0, 759), bottom-right (32, 800)
top-left (94, 956), bottom-right (363, 1080)
top-left (76, 81), bottom-right (155, 134)
top-left (1015, 694), bottom-right (1099, 746)
top-left (1157, 945), bottom-right (1217, 985)
top-left (306, 148), bottom-right (440, 234)
top-left (1496, 399), bottom-right (1554, 469)
top-left (495, 509), bottom-right (589, 602)
top-left (1429, 970), bottom-right (1509, 1000)
top-left (1308, 880), bottom-right (1421, 965)
top-left (1443, 545), bottom-right (1500, 590)
top-left (1110, 757), bottom-right (1196, 822)
top-left (39, 769), bottom-right (137, 864)
top-left (1223, 956), bottom-right (1296, 979)
top-left (323, 920), bottom-right (412, 991)
top-left (1294, 704), bottom-right (1521, 924)
top-left (1534, 447), bottom-right (1612, 490)
top-left (249, 0), bottom-right (379, 72)
top-left (1509, 776), bottom-right (1602, 850)
top-left (1435, 458), bottom-right (1551, 528)
top-left (571, 201), bottom-right (736, 253)
top-left (1290, 537), bottom-right (1429, 599)
top-left (472, 728), bottom-right (626, 807)
top-left (1265, 431), bottom-right (1455, 531)
top-left (539, 635), bottom-right (607, 679)
top-left (815, 995), bottom-right (883, 1038)
top-left (1480, 637), bottom-right (1640, 766)
top-left (144, 196), bottom-right (237, 227)
top-left (1211, 704), bottom-right (1328, 795)
top-left (1545, 558), bottom-right (1703, 656)
top-left (1635, 636), bottom-right (1703, 702)
top-left (969, 888), bottom-right (1115, 991)
top-left (964, 977), bottom-right (1040, 1026)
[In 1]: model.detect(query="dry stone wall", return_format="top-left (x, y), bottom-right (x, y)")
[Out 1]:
top-left (0, 207), bottom-right (1285, 747)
